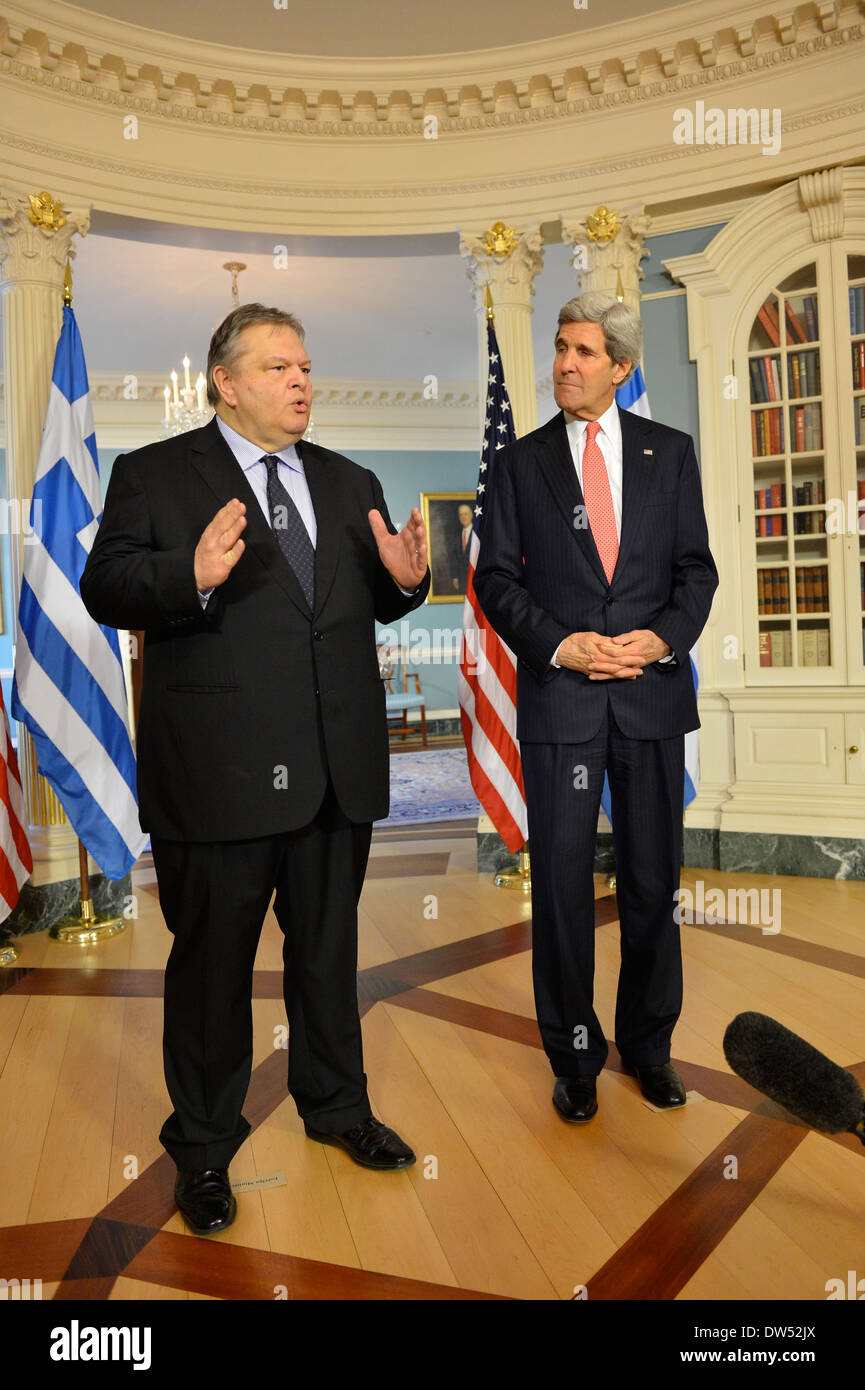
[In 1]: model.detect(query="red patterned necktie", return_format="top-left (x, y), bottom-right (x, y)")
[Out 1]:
top-left (581, 420), bottom-right (618, 583)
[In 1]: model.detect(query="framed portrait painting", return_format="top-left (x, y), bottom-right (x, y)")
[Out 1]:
top-left (420, 492), bottom-right (475, 604)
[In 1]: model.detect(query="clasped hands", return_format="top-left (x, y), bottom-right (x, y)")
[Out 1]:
top-left (556, 629), bottom-right (671, 680)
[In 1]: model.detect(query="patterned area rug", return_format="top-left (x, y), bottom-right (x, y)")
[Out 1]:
top-left (376, 748), bottom-right (479, 825)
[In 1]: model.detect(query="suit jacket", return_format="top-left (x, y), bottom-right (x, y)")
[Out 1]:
top-left (472, 408), bottom-right (718, 743)
top-left (79, 418), bottom-right (430, 840)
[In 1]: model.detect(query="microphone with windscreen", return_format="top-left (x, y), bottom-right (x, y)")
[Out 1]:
top-left (723, 1011), bottom-right (865, 1145)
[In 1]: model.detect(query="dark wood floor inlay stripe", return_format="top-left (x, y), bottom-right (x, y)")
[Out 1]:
top-left (684, 910), bottom-right (865, 978)
top-left (389, 987), bottom-right (544, 1050)
top-left (585, 1112), bottom-right (809, 1300)
top-left (60, 1217), bottom-right (160, 1284)
top-left (0, 1218), bottom-right (91, 1280)
top-left (125, 1229), bottom-right (508, 1301)
top-left (366, 852), bottom-right (451, 879)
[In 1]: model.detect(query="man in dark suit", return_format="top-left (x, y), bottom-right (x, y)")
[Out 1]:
top-left (473, 291), bottom-right (717, 1123)
top-left (80, 303), bottom-right (430, 1235)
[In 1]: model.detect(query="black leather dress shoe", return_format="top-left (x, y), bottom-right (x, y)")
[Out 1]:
top-left (553, 1076), bottom-right (598, 1123)
top-left (622, 1060), bottom-right (687, 1108)
top-left (303, 1116), bottom-right (416, 1170)
top-left (174, 1168), bottom-right (236, 1236)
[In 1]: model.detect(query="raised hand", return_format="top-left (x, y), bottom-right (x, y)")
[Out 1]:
top-left (368, 505), bottom-right (428, 591)
top-left (194, 499), bottom-right (247, 590)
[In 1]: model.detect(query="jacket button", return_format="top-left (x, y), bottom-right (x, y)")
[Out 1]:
top-left (606, 597), bottom-right (615, 606)
top-left (313, 629), bottom-right (324, 640)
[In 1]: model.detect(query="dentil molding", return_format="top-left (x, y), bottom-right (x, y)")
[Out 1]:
top-left (0, 0), bottom-right (863, 136)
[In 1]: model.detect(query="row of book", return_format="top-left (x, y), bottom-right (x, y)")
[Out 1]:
top-left (754, 480), bottom-right (827, 509)
top-left (759, 628), bottom-right (830, 666)
top-left (791, 404), bottom-right (824, 453)
top-left (754, 296), bottom-right (817, 348)
top-left (861, 560), bottom-right (865, 613)
top-left (751, 406), bottom-right (826, 458)
top-left (853, 340), bottom-right (865, 390)
top-left (755, 516), bottom-right (833, 536)
top-left (748, 351), bottom-right (821, 404)
top-left (856, 401), bottom-right (865, 448)
top-left (851, 284), bottom-right (865, 336)
top-left (751, 408), bottom-right (784, 457)
top-left (757, 566), bottom-right (829, 613)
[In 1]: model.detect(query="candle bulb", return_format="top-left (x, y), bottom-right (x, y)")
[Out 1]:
top-left (171, 370), bottom-right (179, 406)
top-left (163, 385), bottom-right (170, 425)
top-left (195, 374), bottom-right (206, 411)
top-left (183, 355), bottom-right (191, 393)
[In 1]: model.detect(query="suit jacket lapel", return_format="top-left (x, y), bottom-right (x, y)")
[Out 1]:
top-left (188, 418), bottom-right (312, 618)
top-left (614, 406), bottom-right (655, 583)
top-left (536, 412), bottom-right (608, 588)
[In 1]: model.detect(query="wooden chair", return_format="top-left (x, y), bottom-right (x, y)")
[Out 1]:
top-left (377, 643), bottom-right (428, 748)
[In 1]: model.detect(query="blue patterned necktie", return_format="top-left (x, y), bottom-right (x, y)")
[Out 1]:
top-left (261, 454), bottom-right (315, 610)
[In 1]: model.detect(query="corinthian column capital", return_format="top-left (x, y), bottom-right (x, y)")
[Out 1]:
top-left (560, 206), bottom-right (651, 312)
top-left (459, 220), bottom-right (544, 310)
top-left (0, 186), bottom-right (91, 291)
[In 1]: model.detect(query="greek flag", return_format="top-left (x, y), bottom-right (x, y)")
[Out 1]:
top-left (11, 305), bottom-right (146, 879)
top-left (601, 366), bottom-right (701, 821)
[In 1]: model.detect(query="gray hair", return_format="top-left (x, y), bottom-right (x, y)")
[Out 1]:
top-left (556, 291), bottom-right (642, 384)
top-left (206, 302), bottom-right (305, 407)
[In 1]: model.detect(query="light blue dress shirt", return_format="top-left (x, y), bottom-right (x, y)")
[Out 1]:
top-left (197, 416), bottom-right (417, 602)
top-left (215, 415), bottom-right (317, 543)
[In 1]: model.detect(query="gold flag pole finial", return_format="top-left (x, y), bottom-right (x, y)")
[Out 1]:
top-left (484, 283), bottom-right (494, 320)
top-left (62, 259), bottom-right (73, 306)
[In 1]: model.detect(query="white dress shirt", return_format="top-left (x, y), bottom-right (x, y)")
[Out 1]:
top-left (550, 401), bottom-right (672, 666)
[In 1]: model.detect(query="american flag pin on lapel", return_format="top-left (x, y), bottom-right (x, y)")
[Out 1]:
top-left (644, 448), bottom-right (653, 455)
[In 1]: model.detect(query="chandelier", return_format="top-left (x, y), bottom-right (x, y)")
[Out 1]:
top-left (162, 354), bottom-right (209, 436)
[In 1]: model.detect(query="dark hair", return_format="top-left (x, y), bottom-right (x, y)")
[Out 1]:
top-left (206, 303), bottom-right (305, 407)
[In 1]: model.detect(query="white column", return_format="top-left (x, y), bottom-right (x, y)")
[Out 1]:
top-left (460, 221), bottom-right (544, 439)
top-left (0, 184), bottom-right (91, 886)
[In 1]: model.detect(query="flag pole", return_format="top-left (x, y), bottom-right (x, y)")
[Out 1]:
top-left (479, 285), bottom-right (532, 893)
top-left (50, 840), bottom-right (125, 944)
top-left (42, 260), bottom-right (127, 944)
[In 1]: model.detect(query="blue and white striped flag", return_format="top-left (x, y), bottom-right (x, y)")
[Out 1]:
top-left (11, 305), bottom-right (147, 879)
top-left (601, 365), bottom-right (701, 820)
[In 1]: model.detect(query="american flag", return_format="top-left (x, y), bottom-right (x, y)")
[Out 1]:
top-left (0, 690), bottom-right (32, 923)
top-left (458, 314), bottom-right (528, 853)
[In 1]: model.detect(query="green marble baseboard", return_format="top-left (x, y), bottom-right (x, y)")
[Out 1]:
top-left (1, 872), bottom-right (133, 941)
top-left (478, 828), bottom-right (865, 881)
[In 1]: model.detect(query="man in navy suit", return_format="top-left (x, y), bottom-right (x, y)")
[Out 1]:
top-left (473, 292), bottom-right (718, 1122)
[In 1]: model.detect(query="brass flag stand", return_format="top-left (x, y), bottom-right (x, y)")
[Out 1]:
top-left (495, 844), bottom-right (532, 892)
top-left (50, 841), bottom-right (125, 945)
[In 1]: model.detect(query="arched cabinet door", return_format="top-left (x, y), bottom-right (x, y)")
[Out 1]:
top-left (744, 248), bottom-right (865, 687)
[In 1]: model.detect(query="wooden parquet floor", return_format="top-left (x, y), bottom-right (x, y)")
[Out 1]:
top-left (1, 832), bottom-right (864, 1303)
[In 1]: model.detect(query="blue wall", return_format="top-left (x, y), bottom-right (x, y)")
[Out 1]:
top-left (640, 224), bottom-right (726, 446)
